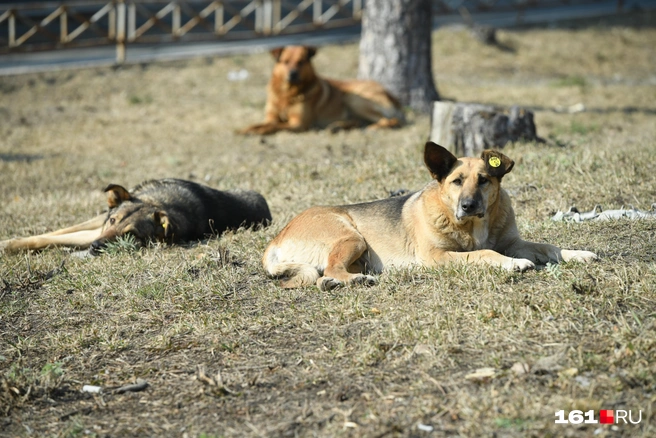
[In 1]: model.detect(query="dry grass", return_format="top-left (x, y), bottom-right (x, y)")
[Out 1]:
top-left (2, 13), bottom-right (656, 438)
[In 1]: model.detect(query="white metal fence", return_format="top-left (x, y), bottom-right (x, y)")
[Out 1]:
top-left (0, 0), bottom-right (363, 61)
top-left (0, 0), bottom-right (629, 63)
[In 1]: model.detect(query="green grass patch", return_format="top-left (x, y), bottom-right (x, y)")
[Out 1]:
top-left (552, 75), bottom-right (588, 87)
top-left (127, 93), bottom-right (153, 104)
top-left (100, 234), bottom-right (140, 255)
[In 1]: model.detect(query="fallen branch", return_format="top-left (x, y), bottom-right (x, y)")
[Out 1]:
top-left (551, 204), bottom-right (656, 222)
top-left (59, 406), bottom-right (92, 421)
top-left (113, 379), bottom-right (148, 394)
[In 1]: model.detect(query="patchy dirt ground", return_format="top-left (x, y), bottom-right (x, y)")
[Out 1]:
top-left (1, 12), bottom-right (656, 438)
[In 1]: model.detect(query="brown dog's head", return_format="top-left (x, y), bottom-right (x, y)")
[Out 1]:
top-left (424, 141), bottom-right (514, 222)
top-left (270, 45), bottom-right (317, 86)
top-left (89, 184), bottom-right (173, 255)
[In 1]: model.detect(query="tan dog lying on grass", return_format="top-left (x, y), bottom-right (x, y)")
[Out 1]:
top-left (1, 179), bottom-right (271, 255)
top-left (239, 45), bottom-right (404, 135)
top-left (263, 142), bottom-right (598, 290)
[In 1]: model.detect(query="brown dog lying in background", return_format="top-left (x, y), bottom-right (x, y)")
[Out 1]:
top-left (263, 142), bottom-right (598, 290)
top-left (239, 45), bottom-right (404, 135)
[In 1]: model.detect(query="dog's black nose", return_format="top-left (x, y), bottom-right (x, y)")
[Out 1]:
top-left (460, 198), bottom-right (478, 213)
top-left (89, 240), bottom-right (105, 256)
top-left (288, 70), bottom-right (300, 83)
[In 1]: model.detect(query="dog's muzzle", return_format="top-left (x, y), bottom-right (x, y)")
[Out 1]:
top-left (456, 197), bottom-right (485, 220)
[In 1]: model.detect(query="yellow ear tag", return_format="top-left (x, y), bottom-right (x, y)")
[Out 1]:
top-left (162, 223), bottom-right (168, 232)
top-left (489, 156), bottom-right (501, 168)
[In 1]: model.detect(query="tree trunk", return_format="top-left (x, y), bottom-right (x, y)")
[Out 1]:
top-left (358, 0), bottom-right (439, 113)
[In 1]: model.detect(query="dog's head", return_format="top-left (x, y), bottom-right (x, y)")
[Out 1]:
top-left (89, 184), bottom-right (174, 255)
top-left (424, 141), bottom-right (514, 222)
top-left (270, 45), bottom-right (317, 86)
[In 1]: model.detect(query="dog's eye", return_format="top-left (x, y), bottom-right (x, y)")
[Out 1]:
top-left (452, 178), bottom-right (462, 186)
top-left (478, 176), bottom-right (489, 185)
top-left (109, 217), bottom-right (116, 225)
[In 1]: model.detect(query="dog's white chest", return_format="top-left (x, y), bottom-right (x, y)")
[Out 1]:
top-left (471, 221), bottom-right (489, 249)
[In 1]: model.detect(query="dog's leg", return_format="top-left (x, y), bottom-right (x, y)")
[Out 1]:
top-left (239, 111), bottom-right (311, 135)
top-left (366, 117), bottom-right (402, 130)
top-left (238, 121), bottom-right (309, 135)
top-left (325, 120), bottom-right (362, 133)
top-left (504, 240), bottom-right (597, 265)
top-left (1, 228), bottom-right (103, 252)
top-left (429, 249), bottom-right (536, 272)
top-left (1, 215), bottom-right (107, 253)
top-left (318, 236), bottom-right (377, 291)
top-left (238, 122), bottom-right (281, 135)
top-left (237, 103), bottom-right (283, 134)
top-left (560, 249), bottom-right (598, 263)
top-left (38, 214), bottom-right (107, 237)
top-left (342, 92), bottom-right (404, 129)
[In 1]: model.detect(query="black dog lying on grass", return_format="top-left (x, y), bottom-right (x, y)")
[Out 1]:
top-left (0, 178), bottom-right (272, 255)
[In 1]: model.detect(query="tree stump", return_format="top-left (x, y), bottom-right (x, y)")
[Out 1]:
top-left (429, 101), bottom-right (544, 156)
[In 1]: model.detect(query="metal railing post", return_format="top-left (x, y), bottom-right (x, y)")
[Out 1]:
top-left (60, 8), bottom-right (68, 42)
top-left (215, 2), bottom-right (224, 34)
top-left (353, 0), bottom-right (362, 19)
top-left (8, 11), bottom-right (15, 47)
top-left (116, 0), bottom-right (126, 63)
top-left (262, 0), bottom-right (272, 35)
top-left (109, 3), bottom-right (116, 39)
top-left (313, 0), bottom-right (321, 25)
top-left (173, 1), bottom-right (181, 38)
top-left (273, 0), bottom-right (281, 29)
top-left (127, 1), bottom-right (135, 41)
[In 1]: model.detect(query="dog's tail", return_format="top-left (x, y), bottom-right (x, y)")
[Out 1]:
top-left (263, 246), bottom-right (320, 288)
top-left (268, 262), bottom-right (321, 288)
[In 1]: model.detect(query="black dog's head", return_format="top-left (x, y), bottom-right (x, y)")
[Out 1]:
top-left (89, 184), bottom-right (173, 255)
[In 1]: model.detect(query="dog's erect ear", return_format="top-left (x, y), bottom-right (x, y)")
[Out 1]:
top-left (154, 211), bottom-right (173, 238)
top-left (481, 150), bottom-right (515, 179)
top-left (270, 47), bottom-right (284, 62)
top-left (104, 184), bottom-right (132, 208)
top-left (306, 46), bottom-right (317, 59)
top-left (424, 142), bottom-right (458, 182)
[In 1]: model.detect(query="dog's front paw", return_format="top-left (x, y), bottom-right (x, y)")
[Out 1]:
top-left (350, 274), bottom-right (378, 287)
top-left (236, 127), bottom-right (258, 136)
top-left (0, 239), bottom-right (17, 254)
top-left (561, 250), bottom-right (598, 263)
top-left (238, 123), bottom-right (280, 136)
top-left (317, 276), bottom-right (343, 291)
top-left (236, 124), bottom-right (266, 135)
top-left (505, 258), bottom-right (535, 272)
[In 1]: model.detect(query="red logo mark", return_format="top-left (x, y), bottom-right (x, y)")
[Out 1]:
top-left (600, 410), bottom-right (614, 424)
